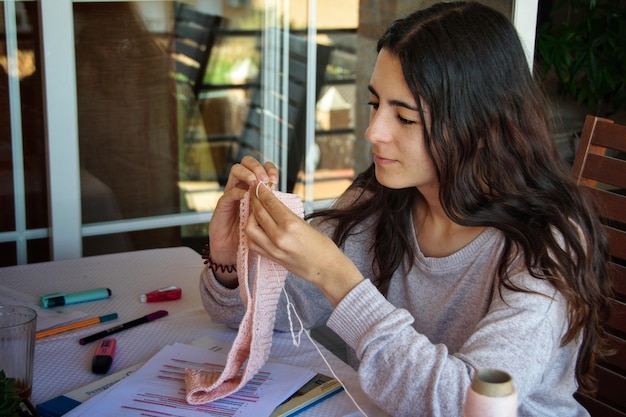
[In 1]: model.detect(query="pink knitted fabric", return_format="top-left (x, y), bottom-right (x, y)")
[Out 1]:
top-left (185, 186), bottom-right (304, 405)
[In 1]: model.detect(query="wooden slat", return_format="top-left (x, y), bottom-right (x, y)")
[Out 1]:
top-left (572, 115), bottom-right (626, 416)
top-left (602, 334), bottom-right (626, 375)
top-left (592, 365), bottom-right (626, 411)
top-left (288, 35), bottom-right (308, 56)
top-left (607, 299), bottom-right (626, 337)
top-left (177, 5), bottom-right (219, 28)
top-left (584, 187), bottom-right (626, 225)
top-left (176, 24), bottom-right (209, 45)
top-left (245, 107), bottom-right (262, 130)
top-left (286, 80), bottom-right (305, 107)
top-left (288, 58), bottom-right (308, 82)
top-left (572, 116), bottom-right (604, 180)
top-left (171, 5), bottom-right (221, 98)
top-left (175, 61), bottom-right (197, 82)
top-left (174, 40), bottom-right (204, 64)
top-left (583, 154), bottom-right (626, 190)
top-left (611, 263), bottom-right (626, 300)
top-left (576, 392), bottom-right (626, 417)
top-left (606, 226), bottom-right (626, 262)
top-left (240, 127), bottom-right (262, 151)
top-left (593, 122), bottom-right (626, 153)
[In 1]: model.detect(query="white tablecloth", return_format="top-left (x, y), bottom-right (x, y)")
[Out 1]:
top-left (0, 247), bottom-right (385, 416)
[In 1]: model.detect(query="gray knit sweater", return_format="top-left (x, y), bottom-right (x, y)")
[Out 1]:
top-left (200, 215), bottom-right (589, 417)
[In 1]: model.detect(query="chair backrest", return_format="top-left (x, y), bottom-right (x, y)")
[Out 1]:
top-left (172, 4), bottom-right (222, 98)
top-left (233, 33), bottom-right (333, 192)
top-left (571, 115), bottom-right (626, 417)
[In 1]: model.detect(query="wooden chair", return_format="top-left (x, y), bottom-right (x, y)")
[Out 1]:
top-left (171, 4), bottom-right (222, 98)
top-left (211, 32), bottom-right (333, 192)
top-left (571, 115), bottom-right (626, 417)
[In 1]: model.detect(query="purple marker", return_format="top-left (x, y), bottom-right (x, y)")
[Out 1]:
top-left (79, 310), bottom-right (168, 345)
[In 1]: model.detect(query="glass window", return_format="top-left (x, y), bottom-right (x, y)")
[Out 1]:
top-left (1, 0), bottom-right (521, 265)
top-left (0, 1), bottom-right (49, 265)
top-left (74, 2), bottom-right (181, 252)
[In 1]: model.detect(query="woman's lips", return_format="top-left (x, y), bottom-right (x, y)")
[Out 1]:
top-left (374, 154), bottom-right (396, 164)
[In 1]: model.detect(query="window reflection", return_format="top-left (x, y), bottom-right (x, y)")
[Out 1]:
top-left (74, 2), bottom-right (180, 253)
top-left (0, 0), bottom-right (361, 264)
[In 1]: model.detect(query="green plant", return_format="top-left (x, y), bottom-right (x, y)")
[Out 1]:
top-left (536, 0), bottom-right (626, 115)
top-left (0, 370), bottom-right (21, 417)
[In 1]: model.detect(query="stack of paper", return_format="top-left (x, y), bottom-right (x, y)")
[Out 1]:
top-left (63, 342), bottom-right (316, 417)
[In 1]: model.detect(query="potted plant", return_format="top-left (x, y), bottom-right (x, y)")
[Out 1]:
top-left (0, 371), bottom-right (37, 417)
top-left (536, 0), bottom-right (626, 117)
top-left (0, 371), bottom-right (22, 417)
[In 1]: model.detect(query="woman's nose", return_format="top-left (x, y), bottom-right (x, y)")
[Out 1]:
top-left (365, 110), bottom-right (391, 144)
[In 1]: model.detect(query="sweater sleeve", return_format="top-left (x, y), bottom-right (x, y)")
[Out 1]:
top-left (326, 274), bottom-right (576, 417)
top-left (199, 265), bottom-right (245, 328)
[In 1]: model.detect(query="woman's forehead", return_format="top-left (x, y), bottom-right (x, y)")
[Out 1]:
top-left (370, 51), bottom-right (412, 97)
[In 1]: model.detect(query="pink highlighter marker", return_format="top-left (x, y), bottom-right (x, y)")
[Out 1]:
top-left (92, 338), bottom-right (116, 374)
top-left (140, 286), bottom-right (182, 303)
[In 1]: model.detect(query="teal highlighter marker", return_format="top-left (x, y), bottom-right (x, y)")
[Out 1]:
top-left (40, 288), bottom-right (112, 308)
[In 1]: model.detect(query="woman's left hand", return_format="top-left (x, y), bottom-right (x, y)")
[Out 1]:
top-left (245, 183), bottom-right (364, 306)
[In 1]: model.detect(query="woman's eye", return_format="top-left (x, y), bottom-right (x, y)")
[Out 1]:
top-left (398, 115), bottom-right (415, 125)
top-left (367, 101), bottom-right (379, 110)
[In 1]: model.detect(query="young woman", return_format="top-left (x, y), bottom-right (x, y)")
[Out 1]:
top-left (201, 2), bottom-right (612, 416)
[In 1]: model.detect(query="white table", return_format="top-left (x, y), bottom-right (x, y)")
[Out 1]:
top-left (0, 247), bottom-right (384, 416)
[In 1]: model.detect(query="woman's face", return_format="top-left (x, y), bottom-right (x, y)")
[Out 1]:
top-left (365, 48), bottom-right (438, 192)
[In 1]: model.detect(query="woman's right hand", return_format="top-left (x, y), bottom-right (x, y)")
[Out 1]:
top-left (207, 156), bottom-right (278, 286)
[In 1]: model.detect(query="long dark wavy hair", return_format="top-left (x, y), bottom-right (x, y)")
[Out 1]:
top-left (307, 1), bottom-right (612, 395)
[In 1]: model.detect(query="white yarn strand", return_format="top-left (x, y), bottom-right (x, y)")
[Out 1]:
top-left (250, 185), bottom-right (369, 416)
top-left (281, 286), bottom-right (369, 417)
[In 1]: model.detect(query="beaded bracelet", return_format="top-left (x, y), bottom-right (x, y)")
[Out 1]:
top-left (202, 244), bottom-right (237, 274)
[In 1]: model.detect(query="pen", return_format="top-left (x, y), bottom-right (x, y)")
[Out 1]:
top-left (79, 310), bottom-right (168, 345)
top-left (40, 288), bottom-right (112, 308)
top-left (36, 313), bottom-right (118, 339)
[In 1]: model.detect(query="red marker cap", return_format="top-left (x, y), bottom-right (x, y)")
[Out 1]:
top-left (140, 286), bottom-right (182, 303)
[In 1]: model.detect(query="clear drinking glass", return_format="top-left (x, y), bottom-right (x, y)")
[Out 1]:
top-left (0, 305), bottom-right (37, 399)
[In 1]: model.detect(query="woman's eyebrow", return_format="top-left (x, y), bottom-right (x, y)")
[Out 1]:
top-left (368, 85), bottom-right (419, 111)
